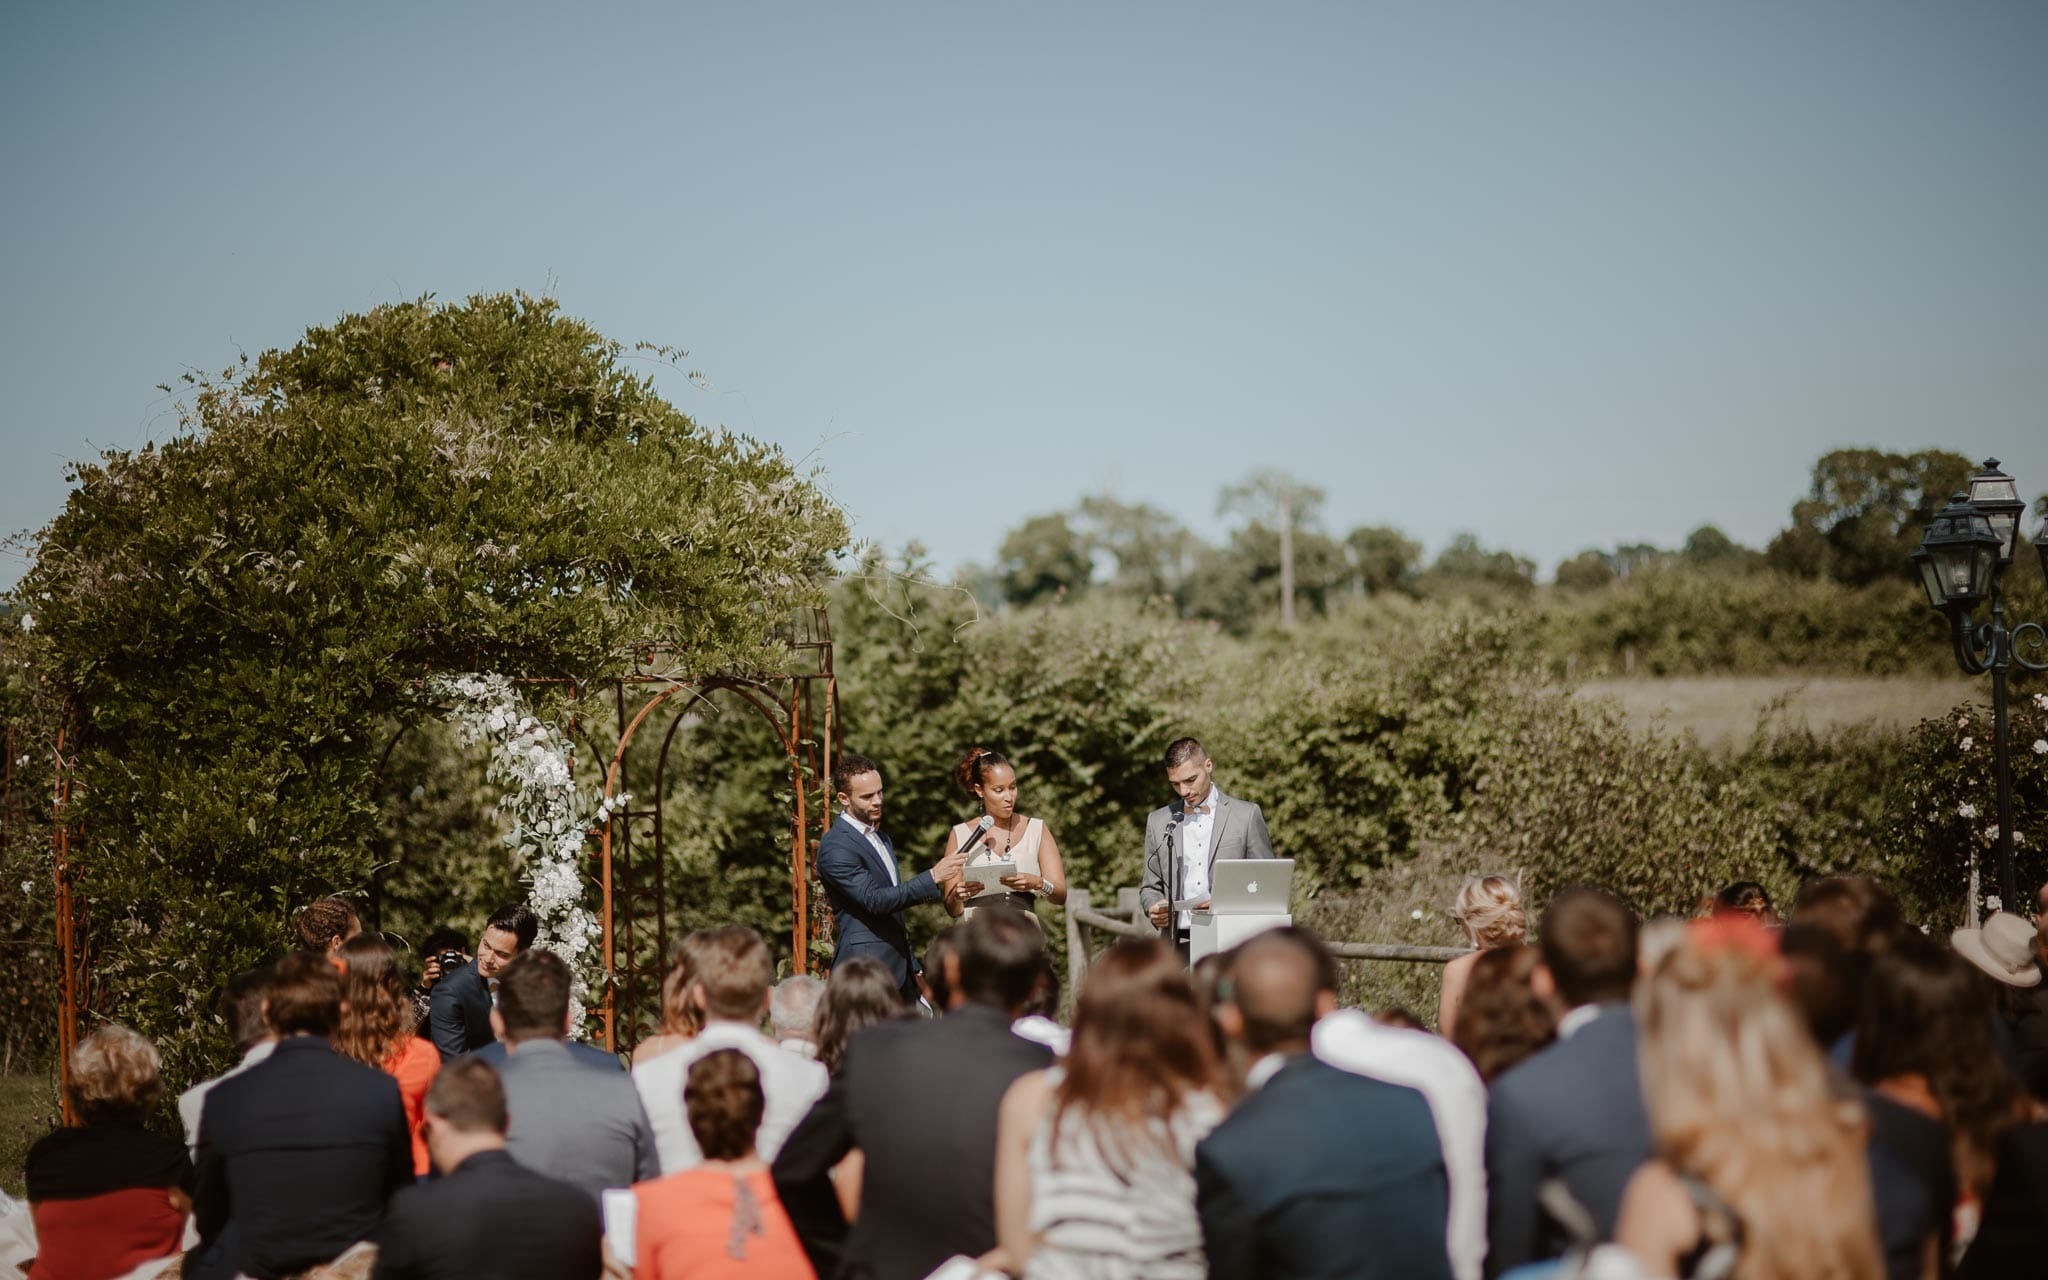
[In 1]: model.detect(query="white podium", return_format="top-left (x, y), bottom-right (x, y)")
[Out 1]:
top-left (1189, 908), bottom-right (1293, 965)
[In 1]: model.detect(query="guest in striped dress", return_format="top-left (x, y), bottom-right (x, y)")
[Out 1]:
top-left (993, 938), bottom-right (1222, 1279)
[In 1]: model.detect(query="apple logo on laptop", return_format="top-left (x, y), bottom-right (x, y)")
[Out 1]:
top-left (1246, 880), bottom-right (1259, 895)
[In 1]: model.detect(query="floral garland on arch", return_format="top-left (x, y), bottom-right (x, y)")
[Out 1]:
top-left (429, 673), bottom-right (627, 1033)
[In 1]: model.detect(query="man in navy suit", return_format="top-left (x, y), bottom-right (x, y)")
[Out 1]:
top-left (1196, 927), bottom-right (1453, 1280)
top-left (430, 904), bottom-right (535, 1062)
top-left (1483, 887), bottom-right (1652, 1276)
top-left (815, 754), bottom-right (964, 1003)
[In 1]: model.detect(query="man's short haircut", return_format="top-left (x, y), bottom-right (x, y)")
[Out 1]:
top-left (426, 1056), bottom-right (508, 1135)
top-left (486, 904), bottom-right (539, 951)
top-left (1163, 738), bottom-right (1206, 771)
top-left (1023, 951), bottom-right (1061, 1020)
top-left (496, 949), bottom-right (572, 1042)
top-left (294, 897), bottom-right (356, 952)
top-left (1539, 886), bottom-right (1640, 1007)
top-left (769, 975), bottom-right (825, 1042)
top-left (223, 966), bottom-right (274, 1052)
top-left (419, 926), bottom-right (467, 958)
top-left (833, 754), bottom-right (881, 796)
top-left (1227, 927), bottom-right (1330, 1053)
top-left (954, 905), bottom-right (1045, 1012)
top-left (688, 925), bottom-right (776, 1022)
top-left (266, 951), bottom-right (345, 1037)
top-left (686, 1048), bottom-right (765, 1162)
top-left (66, 1025), bottom-right (164, 1125)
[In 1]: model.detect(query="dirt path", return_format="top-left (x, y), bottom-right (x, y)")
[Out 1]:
top-left (1575, 675), bottom-right (1978, 747)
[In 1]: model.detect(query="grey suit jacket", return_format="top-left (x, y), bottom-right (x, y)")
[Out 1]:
top-left (1138, 785), bottom-right (1278, 917)
top-left (496, 1039), bottom-right (660, 1198)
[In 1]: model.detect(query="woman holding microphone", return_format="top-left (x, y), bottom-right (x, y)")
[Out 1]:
top-left (943, 747), bottom-right (1068, 923)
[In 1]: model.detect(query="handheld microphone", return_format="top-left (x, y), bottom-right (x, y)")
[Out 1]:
top-left (957, 814), bottom-right (996, 857)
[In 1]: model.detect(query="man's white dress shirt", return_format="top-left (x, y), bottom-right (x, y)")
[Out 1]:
top-left (1176, 791), bottom-right (1217, 929)
top-left (178, 1039), bottom-right (277, 1157)
top-left (1312, 1009), bottom-right (1490, 1280)
top-left (632, 1019), bottom-right (829, 1174)
top-left (844, 812), bottom-right (897, 885)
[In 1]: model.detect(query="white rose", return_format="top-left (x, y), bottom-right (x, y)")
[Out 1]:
top-left (1959, 803), bottom-right (1979, 819)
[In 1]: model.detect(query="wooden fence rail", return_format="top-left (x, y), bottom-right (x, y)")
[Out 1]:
top-left (1064, 887), bottom-right (1466, 997)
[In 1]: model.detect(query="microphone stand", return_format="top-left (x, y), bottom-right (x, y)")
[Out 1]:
top-left (1165, 811), bottom-right (1185, 962)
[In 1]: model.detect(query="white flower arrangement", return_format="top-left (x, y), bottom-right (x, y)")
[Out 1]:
top-left (429, 673), bottom-right (613, 1034)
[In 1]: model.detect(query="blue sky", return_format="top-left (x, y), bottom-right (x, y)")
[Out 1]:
top-left (4, 2), bottom-right (2045, 592)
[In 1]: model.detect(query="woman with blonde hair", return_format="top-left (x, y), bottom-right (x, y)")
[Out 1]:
top-left (1614, 920), bottom-right (1882, 1280)
top-left (1437, 874), bottom-right (1526, 1039)
top-left (636, 933), bottom-right (708, 1066)
top-left (337, 933), bottom-right (441, 1174)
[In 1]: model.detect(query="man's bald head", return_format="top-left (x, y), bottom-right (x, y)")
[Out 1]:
top-left (1226, 928), bottom-right (1336, 1055)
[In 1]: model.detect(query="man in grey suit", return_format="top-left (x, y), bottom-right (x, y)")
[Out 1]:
top-left (1139, 737), bottom-right (1278, 949)
top-left (490, 949), bottom-right (660, 1198)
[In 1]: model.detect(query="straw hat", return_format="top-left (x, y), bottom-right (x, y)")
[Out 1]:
top-left (1950, 912), bottom-right (2043, 988)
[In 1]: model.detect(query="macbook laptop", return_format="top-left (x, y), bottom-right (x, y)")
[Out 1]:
top-left (1197, 858), bottom-right (1293, 915)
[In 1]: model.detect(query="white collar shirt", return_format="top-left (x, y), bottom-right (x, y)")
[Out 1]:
top-left (1177, 786), bottom-right (1220, 928)
top-left (1312, 1009), bottom-right (1490, 1280)
top-left (178, 1039), bottom-right (278, 1158)
top-left (841, 812), bottom-right (898, 886)
top-left (631, 1020), bottom-right (829, 1174)
top-left (1557, 1002), bottom-right (1613, 1040)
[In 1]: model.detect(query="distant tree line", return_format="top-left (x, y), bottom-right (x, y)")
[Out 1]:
top-left (985, 447), bottom-right (2014, 631)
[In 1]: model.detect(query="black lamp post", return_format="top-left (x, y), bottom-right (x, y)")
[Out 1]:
top-left (1911, 459), bottom-right (2048, 912)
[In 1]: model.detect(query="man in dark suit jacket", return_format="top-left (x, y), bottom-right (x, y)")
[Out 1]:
top-left (429, 903), bottom-right (537, 1061)
top-left (774, 905), bottom-right (1054, 1280)
top-left (1139, 738), bottom-right (1278, 944)
top-left (1196, 927), bottom-right (1452, 1280)
top-left (189, 953), bottom-right (414, 1280)
top-left (373, 1057), bottom-right (601, 1280)
top-left (815, 754), bottom-right (964, 1002)
top-left (1484, 887), bottom-right (1653, 1277)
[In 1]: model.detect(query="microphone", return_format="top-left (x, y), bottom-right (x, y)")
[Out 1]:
top-left (957, 814), bottom-right (996, 857)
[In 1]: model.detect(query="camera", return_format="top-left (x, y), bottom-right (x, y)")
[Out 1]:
top-left (437, 949), bottom-right (466, 971)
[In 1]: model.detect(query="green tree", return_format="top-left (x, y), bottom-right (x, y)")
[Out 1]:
top-left (1554, 550), bottom-right (1617, 592)
top-left (1418, 533), bottom-right (1536, 599)
top-left (1681, 524), bottom-right (1752, 568)
top-left (19, 293), bottom-right (847, 1094)
top-left (1766, 448), bottom-right (1975, 586)
top-left (998, 513), bottom-right (1094, 606)
top-left (1219, 470), bottom-right (1326, 628)
top-left (1344, 525), bottom-right (1422, 596)
top-left (1073, 495), bottom-right (1197, 602)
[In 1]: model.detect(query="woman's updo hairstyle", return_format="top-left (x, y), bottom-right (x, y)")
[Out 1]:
top-left (1452, 874), bottom-right (1527, 950)
top-left (953, 746), bottom-right (1011, 797)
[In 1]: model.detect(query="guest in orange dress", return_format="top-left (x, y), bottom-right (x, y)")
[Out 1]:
top-left (26, 1026), bottom-right (192, 1280)
top-left (634, 1049), bottom-right (814, 1279)
top-left (339, 932), bottom-right (442, 1175)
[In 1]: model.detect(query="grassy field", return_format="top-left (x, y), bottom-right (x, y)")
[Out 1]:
top-left (1, 1070), bottom-right (58, 1198)
top-left (1577, 674), bottom-right (1975, 747)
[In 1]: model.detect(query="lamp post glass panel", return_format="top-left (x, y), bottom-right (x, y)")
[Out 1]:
top-left (1912, 460), bottom-right (2048, 912)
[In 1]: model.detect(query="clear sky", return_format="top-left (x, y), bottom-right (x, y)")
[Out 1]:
top-left (4, 2), bottom-right (2044, 592)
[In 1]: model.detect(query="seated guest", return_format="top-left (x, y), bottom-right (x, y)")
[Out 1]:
top-left (1437, 874), bottom-right (1527, 1040)
top-left (1789, 875), bottom-right (1907, 1067)
top-left (1449, 943), bottom-right (1557, 1086)
top-left (994, 938), bottom-right (1223, 1279)
top-left (372, 1058), bottom-right (602, 1280)
top-left (635, 933), bottom-right (707, 1067)
top-left (188, 952), bottom-right (412, 1280)
top-left (1952, 910), bottom-right (2042, 1072)
top-left (296, 896), bottom-right (362, 956)
top-left (1710, 879), bottom-right (1780, 927)
top-left (774, 905), bottom-right (1055, 1280)
top-left (1484, 887), bottom-right (1652, 1275)
top-left (633, 926), bottom-right (828, 1173)
top-left (339, 933), bottom-right (444, 1175)
top-left (1195, 928), bottom-right (1452, 1280)
top-left (917, 925), bottom-right (961, 1016)
top-left (2024, 919), bottom-right (2048, 1101)
top-left (429, 903), bottom-right (536, 1061)
top-left (1614, 919), bottom-right (1881, 1280)
top-left (1314, 983), bottom-right (1488, 1280)
top-left (634, 1050), bottom-right (815, 1279)
top-left (769, 975), bottom-right (824, 1057)
top-left (1010, 952), bottom-right (1070, 1056)
top-left (179, 966), bottom-right (277, 1157)
top-left (26, 1025), bottom-right (193, 1280)
top-left (493, 949), bottom-right (660, 1196)
top-left (811, 956), bottom-right (913, 1077)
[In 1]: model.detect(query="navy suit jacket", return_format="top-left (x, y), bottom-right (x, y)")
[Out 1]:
top-left (1195, 1053), bottom-right (1452, 1280)
top-left (371, 1149), bottom-right (600, 1280)
top-left (428, 959), bottom-right (495, 1062)
top-left (189, 1036), bottom-right (413, 1280)
top-left (1483, 1004), bottom-right (1653, 1276)
top-left (816, 815), bottom-right (942, 988)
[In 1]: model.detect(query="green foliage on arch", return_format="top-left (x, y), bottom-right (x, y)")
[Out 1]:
top-left (18, 293), bottom-right (847, 1091)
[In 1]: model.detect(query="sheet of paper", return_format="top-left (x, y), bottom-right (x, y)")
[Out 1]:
top-left (965, 859), bottom-right (1018, 892)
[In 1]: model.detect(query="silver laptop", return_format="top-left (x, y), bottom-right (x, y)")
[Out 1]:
top-left (1206, 858), bottom-right (1292, 915)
